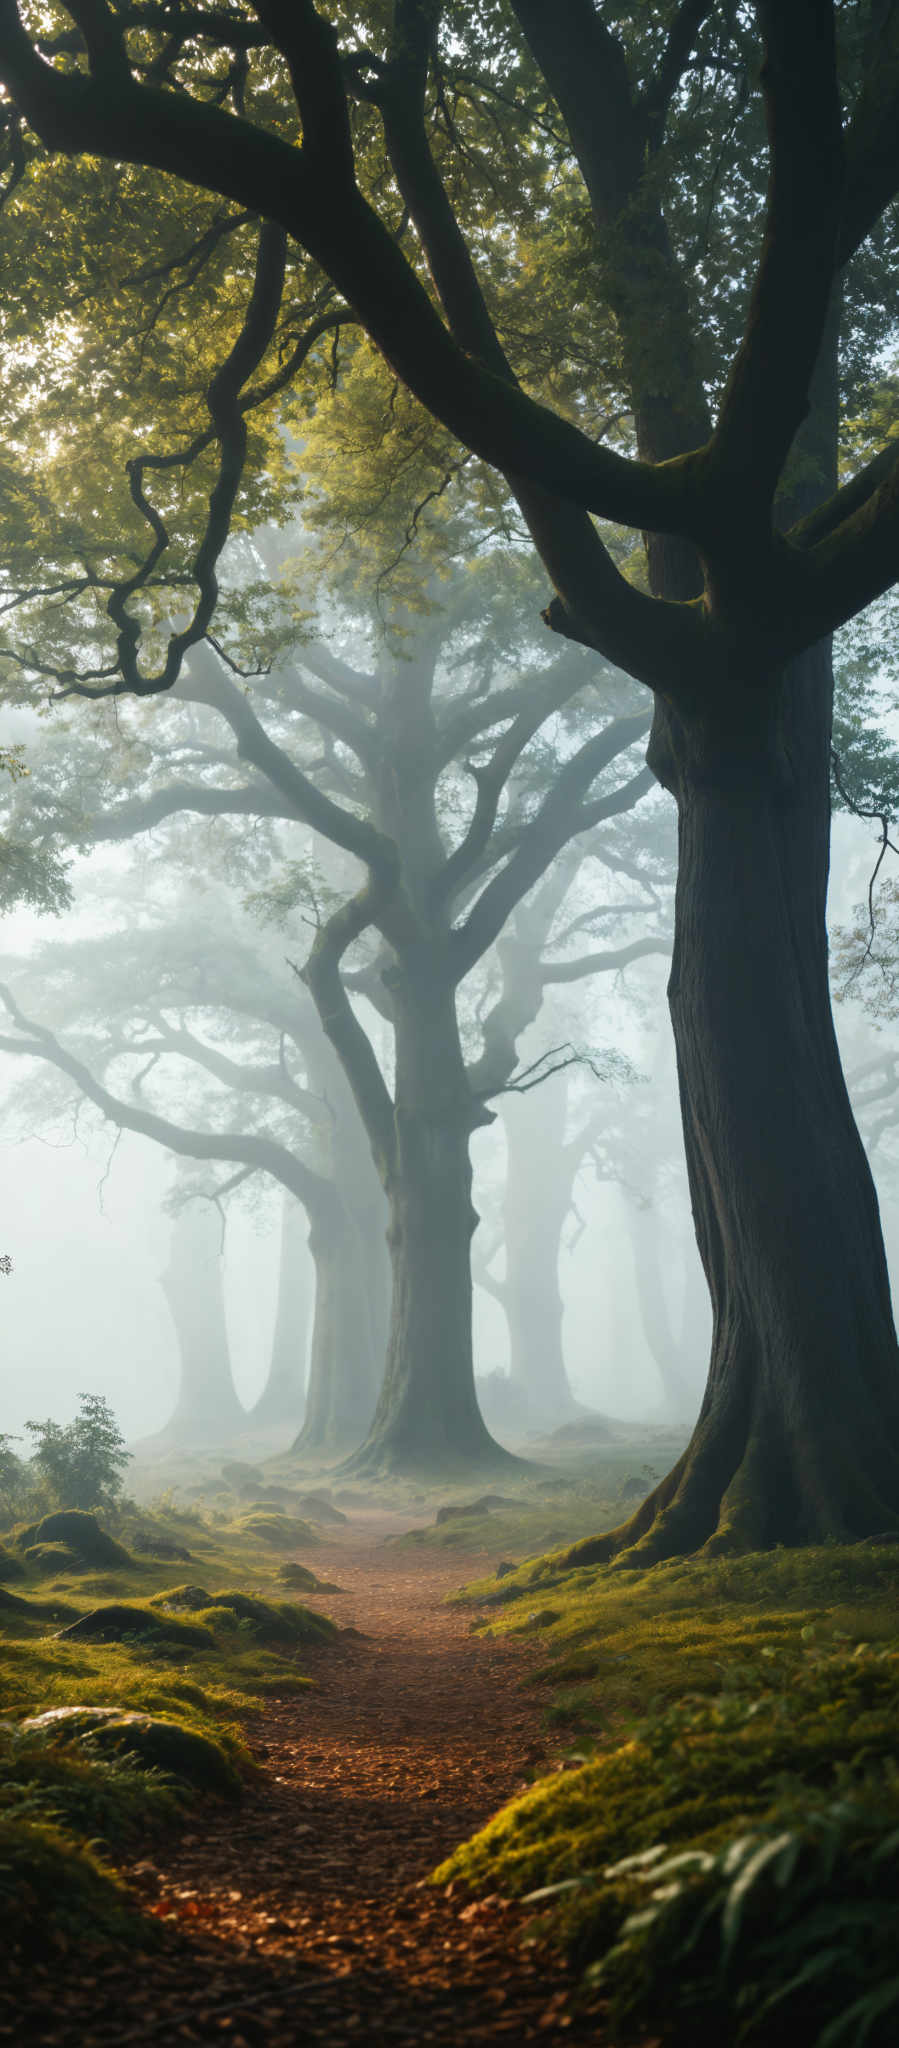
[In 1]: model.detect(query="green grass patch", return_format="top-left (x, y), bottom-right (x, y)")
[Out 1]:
top-left (0, 1814), bottom-right (145, 1952)
top-left (0, 1496), bottom-right (341, 1951)
top-left (390, 1479), bottom-right (639, 1560)
top-left (227, 1510), bottom-right (320, 1548)
top-left (438, 1543), bottom-right (899, 2044)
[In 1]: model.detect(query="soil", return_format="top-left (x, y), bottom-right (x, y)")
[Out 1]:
top-left (3, 1511), bottom-right (605, 2046)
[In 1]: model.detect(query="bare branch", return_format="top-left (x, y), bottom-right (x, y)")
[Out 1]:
top-left (451, 712), bottom-right (651, 979)
top-left (0, 984), bottom-right (330, 1213)
top-left (539, 934), bottom-right (671, 985)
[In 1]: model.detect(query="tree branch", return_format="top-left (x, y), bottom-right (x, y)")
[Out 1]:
top-left (539, 934), bottom-right (671, 985)
top-left (708, 1), bottom-right (843, 519)
top-left (116, 1019), bottom-right (325, 1120)
top-left (0, 984), bottom-right (331, 1213)
top-left (181, 641), bottom-right (399, 879)
top-left (450, 712), bottom-right (651, 979)
top-left (0, 2), bottom-right (701, 535)
top-left (299, 889), bottom-right (397, 1183)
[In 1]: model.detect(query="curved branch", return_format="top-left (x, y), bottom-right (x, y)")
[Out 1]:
top-left (540, 934), bottom-right (670, 985)
top-left (300, 891), bottom-right (397, 1182)
top-left (451, 712), bottom-right (651, 979)
top-left (0, 984), bottom-right (331, 1214)
top-left (0, 3), bottom-right (701, 536)
top-left (116, 1019), bottom-right (325, 1120)
top-left (433, 665), bottom-right (588, 909)
top-left (65, 778), bottom-right (293, 844)
top-left (181, 641), bottom-right (399, 878)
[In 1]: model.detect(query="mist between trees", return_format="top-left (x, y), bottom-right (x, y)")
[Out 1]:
top-left (0, 1), bottom-right (898, 1560)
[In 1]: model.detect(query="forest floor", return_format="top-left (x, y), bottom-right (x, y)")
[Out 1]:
top-left (3, 1510), bottom-right (606, 2047)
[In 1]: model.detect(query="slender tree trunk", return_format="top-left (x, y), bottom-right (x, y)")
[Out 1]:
top-left (290, 1188), bottom-right (382, 1462)
top-left (155, 1201), bottom-right (246, 1448)
top-left (342, 961), bottom-right (514, 1476)
top-left (596, 647), bottom-right (899, 1561)
top-left (500, 1086), bottom-right (581, 1424)
top-left (627, 1200), bottom-right (701, 1424)
top-left (249, 1193), bottom-right (311, 1430)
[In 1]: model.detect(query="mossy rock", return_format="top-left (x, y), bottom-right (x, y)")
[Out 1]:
top-left (131, 1532), bottom-right (193, 1562)
top-left (232, 1511), bottom-right (318, 1548)
top-left (56, 1603), bottom-right (214, 1649)
top-left (215, 1591), bottom-right (336, 1645)
top-left (17, 1510), bottom-right (133, 1569)
top-left (24, 1541), bottom-right (85, 1574)
top-left (294, 1493), bottom-right (348, 1525)
top-left (435, 1494), bottom-right (520, 1525)
top-left (148, 1582), bottom-right (214, 1611)
top-left (221, 1460), bottom-right (259, 1487)
top-left (0, 1542), bottom-right (24, 1582)
top-left (21, 1706), bottom-right (240, 1795)
top-left (0, 1813), bottom-right (139, 1949)
top-left (150, 1584), bottom-right (337, 1645)
top-left (0, 1583), bottom-right (33, 1614)
top-left (277, 1560), bottom-right (326, 1591)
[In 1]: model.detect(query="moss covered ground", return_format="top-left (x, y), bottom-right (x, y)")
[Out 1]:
top-left (437, 1540), bottom-right (899, 2045)
top-left (386, 1451), bottom-right (686, 1560)
top-left (0, 1495), bottom-right (340, 1951)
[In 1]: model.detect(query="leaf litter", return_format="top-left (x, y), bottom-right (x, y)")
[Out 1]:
top-left (1, 1515), bottom-right (605, 2044)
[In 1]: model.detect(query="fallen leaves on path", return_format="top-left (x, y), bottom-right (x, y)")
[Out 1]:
top-left (3, 1516), bottom-right (605, 2045)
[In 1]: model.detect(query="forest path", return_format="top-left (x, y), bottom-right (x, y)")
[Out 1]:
top-left (13, 1511), bottom-right (605, 2046)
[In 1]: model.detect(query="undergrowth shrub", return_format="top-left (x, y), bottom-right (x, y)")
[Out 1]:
top-left (571, 1784), bottom-right (899, 2047)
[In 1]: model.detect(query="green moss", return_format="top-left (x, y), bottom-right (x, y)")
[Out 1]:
top-left (21, 1706), bottom-right (241, 1796)
top-left (0, 1542), bottom-right (24, 1582)
top-left (229, 1510), bottom-right (319, 1548)
top-left (23, 1541), bottom-right (86, 1574)
top-left (1, 1714), bottom-right (185, 1842)
top-left (438, 1643), bottom-right (899, 1893)
top-left (16, 1510), bottom-right (134, 1569)
top-left (0, 1815), bottom-right (145, 1951)
top-left (57, 1601), bottom-right (217, 1649)
top-left (438, 1543), bottom-right (899, 2041)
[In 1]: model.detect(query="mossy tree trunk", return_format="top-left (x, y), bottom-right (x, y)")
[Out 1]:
top-left (593, 647), bottom-right (899, 1562)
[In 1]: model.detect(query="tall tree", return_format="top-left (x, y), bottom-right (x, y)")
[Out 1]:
top-left (249, 1191), bottom-right (313, 1434)
top-left (0, 899), bottom-right (388, 1460)
top-left (153, 1170), bottom-right (247, 1449)
top-left (2, 3), bottom-right (899, 1538)
top-left (0, 550), bottom-right (656, 1472)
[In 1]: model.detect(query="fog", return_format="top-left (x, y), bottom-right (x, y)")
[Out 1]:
top-left (0, 781), bottom-right (892, 1464)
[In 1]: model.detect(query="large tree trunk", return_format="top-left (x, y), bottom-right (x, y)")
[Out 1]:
top-left (154, 1201), bottom-right (246, 1449)
top-left (290, 1187), bottom-right (382, 1463)
top-left (500, 1084), bottom-right (581, 1426)
top-left (594, 646), bottom-right (899, 1563)
top-left (341, 962), bottom-right (515, 1476)
top-left (249, 1193), bottom-right (311, 1431)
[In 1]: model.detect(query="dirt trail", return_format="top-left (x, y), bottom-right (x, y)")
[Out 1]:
top-left (5, 1514), bottom-right (604, 2046)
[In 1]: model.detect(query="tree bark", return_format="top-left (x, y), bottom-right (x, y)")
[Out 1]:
top-left (592, 645), bottom-right (899, 1561)
top-left (153, 1200), bottom-right (246, 1448)
top-left (499, 1083), bottom-right (581, 1426)
top-left (289, 1185), bottom-right (383, 1463)
top-left (249, 1193), bottom-right (311, 1431)
top-left (341, 958), bottom-right (515, 1476)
